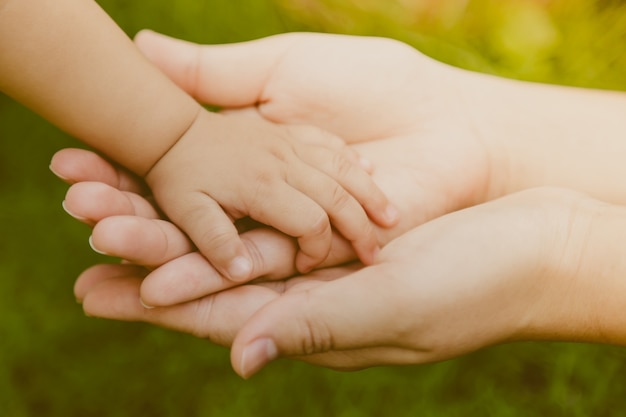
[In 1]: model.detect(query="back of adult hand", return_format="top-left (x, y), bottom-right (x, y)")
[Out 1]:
top-left (134, 30), bottom-right (496, 230)
top-left (137, 30), bottom-right (626, 210)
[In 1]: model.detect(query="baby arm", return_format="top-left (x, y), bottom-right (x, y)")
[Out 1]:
top-left (0, 0), bottom-right (198, 174)
top-left (133, 31), bottom-right (626, 209)
top-left (0, 0), bottom-right (396, 280)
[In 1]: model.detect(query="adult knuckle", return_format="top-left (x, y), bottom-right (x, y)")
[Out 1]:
top-left (297, 292), bottom-right (334, 355)
top-left (189, 297), bottom-right (215, 339)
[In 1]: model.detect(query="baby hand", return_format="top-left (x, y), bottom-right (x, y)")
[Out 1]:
top-left (145, 111), bottom-right (398, 281)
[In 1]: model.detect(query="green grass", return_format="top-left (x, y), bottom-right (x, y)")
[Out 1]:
top-left (1, 0), bottom-right (626, 415)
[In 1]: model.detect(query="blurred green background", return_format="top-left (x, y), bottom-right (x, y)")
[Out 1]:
top-left (2, 0), bottom-right (626, 416)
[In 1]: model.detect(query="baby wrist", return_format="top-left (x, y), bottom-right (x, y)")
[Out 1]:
top-left (142, 106), bottom-right (204, 180)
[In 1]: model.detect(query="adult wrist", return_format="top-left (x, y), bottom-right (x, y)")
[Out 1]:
top-left (459, 70), bottom-right (626, 204)
top-left (514, 190), bottom-right (626, 346)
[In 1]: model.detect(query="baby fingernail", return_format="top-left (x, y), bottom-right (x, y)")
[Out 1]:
top-left (139, 298), bottom-right (155, 310)
top-left (359, 157), bottom-right (373, 173)
top-left (239, 338), bottom-right (278, 379)
top-left (384, 204), bottom-right (399, 223)
top-left (49, 164), bottom-right (69, 181)
top-left (228, 256), bottom-right (252, 282)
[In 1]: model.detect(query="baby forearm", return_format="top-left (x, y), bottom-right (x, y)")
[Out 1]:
top-left (463, 71), bottom-right (626, 204)
top-left (0, 0), bottom-right (200, 174)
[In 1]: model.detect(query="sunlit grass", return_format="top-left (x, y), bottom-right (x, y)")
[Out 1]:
top-left (277, 0), bottom-right (626, 89)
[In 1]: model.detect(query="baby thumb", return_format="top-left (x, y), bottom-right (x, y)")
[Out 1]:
top-left (230, 265), bottom-right (392, 378)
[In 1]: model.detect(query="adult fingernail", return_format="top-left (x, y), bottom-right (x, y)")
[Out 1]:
top-left (88, 235), bottom-right (108, 256)
top-left (228, 256), bottom-right (252, 282)
top-left (139, 298), bottom-right (155, 310)
top-left (239, 338), bottom-right (278, 379)
top-left (49, 164), bottom-right (69, 181)
top-left (62, 200), bottom-right (88, 221)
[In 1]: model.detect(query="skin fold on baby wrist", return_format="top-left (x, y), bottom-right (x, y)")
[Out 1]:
top-left (142, 106), bottom-right (204, 179)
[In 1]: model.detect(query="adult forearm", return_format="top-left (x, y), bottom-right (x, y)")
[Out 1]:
top-left (463, 72), bottom-right (626, 204)
top-left (563, 202), bottom-right (626, 345)
top-left (520, 195), bottom-right (626, 346)
top-left (0, 0), bottom-right (199, 174)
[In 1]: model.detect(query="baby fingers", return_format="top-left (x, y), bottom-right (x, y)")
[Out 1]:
top-left (164, 193), bottom-right (256, 283)
top-left (291, 127), bottom-right (399, 228)
top-left (246, 167), bottom-right (379, 272)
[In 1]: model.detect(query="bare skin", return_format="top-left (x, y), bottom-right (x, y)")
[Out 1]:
top-left (55, 156), bottom-right (626, 379)
top-left (0, 0), bottom-right (395, 282)
top-left (50, 32), bottom-right (626, 378)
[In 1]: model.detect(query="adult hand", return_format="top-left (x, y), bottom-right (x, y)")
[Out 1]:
top-left (50, 31), bottom-right (626, 380)
top-left (134, 30), bottom-right (497, 226)
top-left (52, 147), bottom-right (312, 286)
top-left (135, 30), bottom-right (626, 208)
top-left (53, 79), bottom-right (487, 308)
top-left (69, 31), bottom-right (625, 308)
top-left (61, 165), bottom-right (618, 378)
top-left (66, 31), bottom-right (503, 306)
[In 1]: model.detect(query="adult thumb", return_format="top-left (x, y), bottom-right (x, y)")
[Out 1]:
top-left (133, 29), bottom-right (300, 107)
top-left (230, 264), bottom-right (398, 379)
